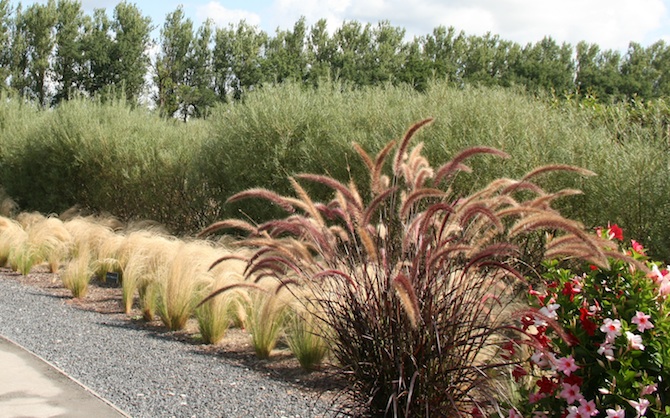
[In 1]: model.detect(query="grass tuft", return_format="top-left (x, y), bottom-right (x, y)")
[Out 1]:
top-left (61, 245), bottom-right (94, 298)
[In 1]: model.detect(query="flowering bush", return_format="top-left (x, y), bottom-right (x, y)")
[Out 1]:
top-left (510, 224), bottom-right (670, 418)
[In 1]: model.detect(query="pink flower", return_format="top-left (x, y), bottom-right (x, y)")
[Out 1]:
top-left (631, 239), bottom-right (645, 254)
top-left (640, 383), bottom-right (657, 396)
top-left (508, 408), bottom-right (523, 418)
top-left (597, 341), bottom-right (615, 361)
top-left (557, 355), bottom-right (580, 376)
top-left (631, 311), bottom-right (654, 332)
top-left (661, 278), bottom-right (670, 298)
top-left (626, 331), bottom-right (645, 350)
top-left (606, 408), bottom-right (625, 418)
top-left (578, 398), bottom-right (599, 416)
top-left (649, 264), bottom-right (668, 285)
top-left (532, 412), bottom-right (549, 418)
top-left (535, 303), bottom-right (560, 327)
top-left (529, 392), bottom-right (546, 404)
top-left (565, 406), bottom-right (581, 418)
top-left (600, 318), bottom-right (622, 339)
top-left (628, 398), bottom-right (650, 417)
top-left (560, 383), bottom-right (583, 404)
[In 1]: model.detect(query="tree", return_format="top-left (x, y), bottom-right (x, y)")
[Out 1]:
top-left (53, 0), bottom-right (85, 104)
top-left (460, 32), bottom-right (502, 86)
top-left (305, 18), bottom-right (335, 86)
top-left (264, 16), bottom-right (307, 84)
top-left (620, 42), bottom-right (658, 100)
top-left (213, 21), bottom-right (267, 101)
top-left (368, 20), bottom-right (406, 85)
top-left (154, 6), bottom-right (193, 117)
top-left (0, 0), bottom-right (11, 91)
top-left (80, 9), bottom-right (114, 96)
top-left (8, 4), bottom-right (30, 96)
top-left (332, 20), bottom-right (373, 86)
top-left (180, 19), bottom-right (216, 120)
top-left (575, 41), bottom-right (622, 100)
top-left (514, 37), bottom-right (575, 94)
top-left (424, 26), bottom-right (466, 85)
top-left (111, 2), bottom-right (152, 103)
top-left (22, 0), bottom-right (58, 107)
top-left (398, 37), bottom-right (431, 91)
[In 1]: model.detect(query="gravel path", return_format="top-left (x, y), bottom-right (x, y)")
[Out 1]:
top-left (0, 277), bottom-right (336, 418)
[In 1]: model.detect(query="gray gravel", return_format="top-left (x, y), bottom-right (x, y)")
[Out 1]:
top-left (0, 276), bottom-right (337, 418)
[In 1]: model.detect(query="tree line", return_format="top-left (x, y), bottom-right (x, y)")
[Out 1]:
top-left (3, 0), bottom-right (670, 119)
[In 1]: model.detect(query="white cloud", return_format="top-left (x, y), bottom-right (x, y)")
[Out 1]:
top-left (196, 1), bottom-right (262, 28)
top-left (269, 0), bottom-right (668, 50)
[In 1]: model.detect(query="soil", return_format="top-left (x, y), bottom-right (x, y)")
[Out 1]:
top-left (0, 265), bottom-right (345, 404)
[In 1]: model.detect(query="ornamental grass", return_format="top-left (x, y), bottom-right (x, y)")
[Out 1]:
top-left (200, 118), bottom-right (612, 416)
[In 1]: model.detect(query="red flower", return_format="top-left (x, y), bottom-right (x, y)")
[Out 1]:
top-left (579, 307), bottom-right (597, 336)
top-left (562, 280), bottom-right (581, 302)
top-left (521, 315), bottom-right (534, 330)
top-left (534, 332), bottom-right (551, 348)
top-left (512, 365), bottom-right (528, 382)
top-left (607, 223), bottom-right (624, 241)
top-left (589, 265), bottom-right (598, 271)
top-left (563, 373), bottom-right (583, 386)
top-left (537, 376), bottom-right (557, 394)
top-left (502, 340), bottom-right (516, 359)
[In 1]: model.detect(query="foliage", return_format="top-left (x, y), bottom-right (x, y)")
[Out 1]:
top-left (201, 119), bottom-right (609, 416)
top-left (285, 308), bottom-right (329, 371)
top-left (243, 291), bottom-right (288, 360)
top-left (156, 241), bottom-right (214, 331)
top-left (195, 275), bottom-right (238, 345)
top-left (511, 225), bottom-right (670, 418)
top-left (61, 245), bottom-right (94, 298)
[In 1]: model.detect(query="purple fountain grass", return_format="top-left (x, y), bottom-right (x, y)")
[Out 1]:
top-left (200, 118), bottom-right (610, 417)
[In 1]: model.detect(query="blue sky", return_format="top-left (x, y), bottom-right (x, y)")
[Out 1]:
top-left (11, 0), bottom-right (670, 51)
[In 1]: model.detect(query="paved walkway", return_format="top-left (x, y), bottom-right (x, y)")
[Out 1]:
top-left (0, 335), bottom-right (129, 418)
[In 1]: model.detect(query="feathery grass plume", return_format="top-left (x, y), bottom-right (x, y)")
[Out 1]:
top-left (0, 217), bottom-right (25, 267)
top-left (4, 227), bottom-right (28, 273)
top-left (114, 231), bottom-right (179, 315)
top-left (27, 217), bottom-right (73, 273)
top-left (195, 271), bottom-right (244, 345)
top-left (285, 306), bottom-right (329, 371)
top-left (92, 233), bottom-right (125, 282)
top-left (61, 245), bottom-right (94, 298)
top-left (15, 211), bottom-right (45, 230)
top-left (63, 216), bottom-right (117, 262)
top-left (157, 241), bottom-right (216, 331)
top-left (8, 241), bottom-right (37, 275)
top-left (244, 290), bottom-right (288, 359)
top-left (201, 119), bottom-right (608, 416)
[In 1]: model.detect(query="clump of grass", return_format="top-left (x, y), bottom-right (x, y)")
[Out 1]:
top-left (61, 245), bottom-right (94, 298)
top-left (8, 241), bottom-right (37, 275)
top-left (114, 231), bottom-right (178, 315)
top-left (195, 278), bottom-right (235, 345)
top-left (0, 217), bottom-right (25, 267)
top-left (156, 241), bottom-right (215, 331)
top-left (244, 291), bottom-right (288, 359)
top-left (27, 217), bottom-right (73, 273)
top-left (201, 119), bottom-right (611, 416)
top-left (285, 307), bottom-right (329, 371)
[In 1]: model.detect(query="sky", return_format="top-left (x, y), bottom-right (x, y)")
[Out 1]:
top-left (11, 0), bottom-right (670, 52)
